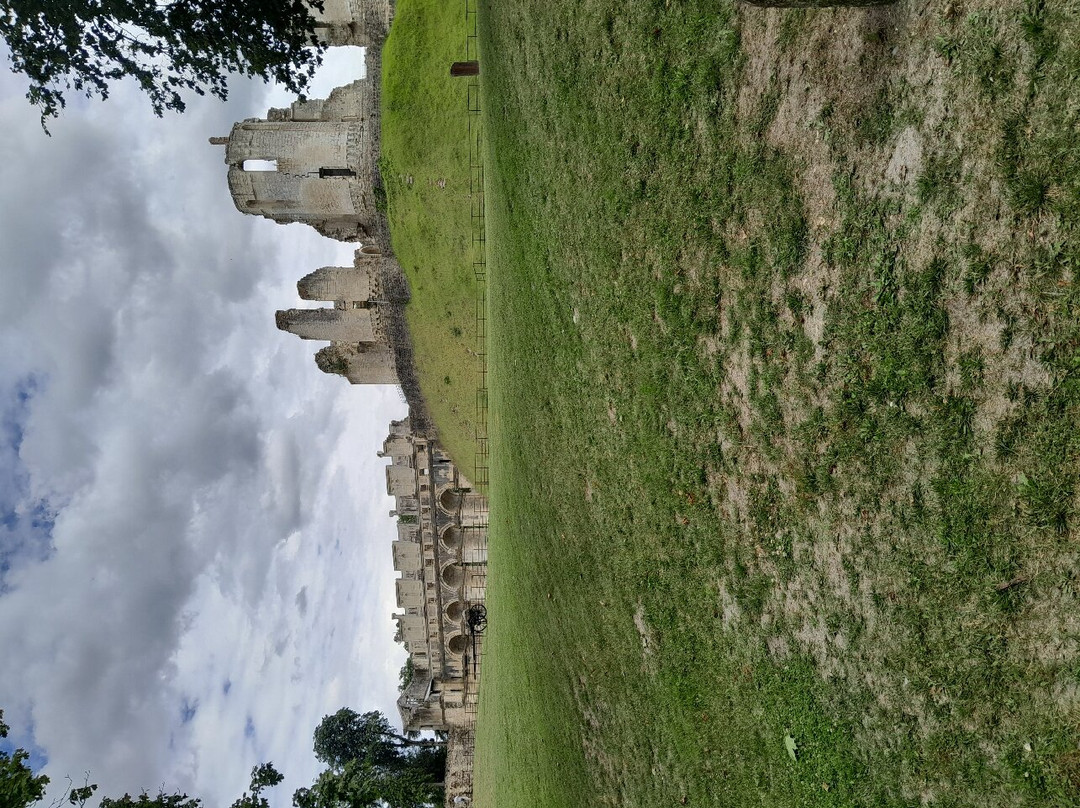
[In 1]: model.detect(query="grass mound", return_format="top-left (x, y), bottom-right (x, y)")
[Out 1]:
top-left (476, 0), bottom-right (1080, 806)
top-left (381, 0), bottom-right (480, 470)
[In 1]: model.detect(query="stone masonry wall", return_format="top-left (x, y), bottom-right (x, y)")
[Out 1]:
top-left (313, 0), bottom-right (393, 47)
top-left (222, 79), bottom-right (380, 244)
top-left (296, 264), bottom-right (377, 302)
top-left (274, 307), bottom-right (382, 343)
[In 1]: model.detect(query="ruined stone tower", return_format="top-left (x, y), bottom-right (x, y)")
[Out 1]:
top-left (312, 0), bottom-right (393, 47)
top-left (214, 79), bottom-right (380, 243)
top-left (276, 250), bottom-right (401, 384)
top-left (212, 0), bottom-right (396, 243)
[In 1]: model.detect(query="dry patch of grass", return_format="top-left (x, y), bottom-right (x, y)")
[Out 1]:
top-left (477, 0), bottom-right (1080, 806)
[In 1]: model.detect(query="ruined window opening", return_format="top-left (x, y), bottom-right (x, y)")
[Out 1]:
top-left (319, 167), bottom-right (355, 178)
top-left (242, 159), bottom-right (278, 172)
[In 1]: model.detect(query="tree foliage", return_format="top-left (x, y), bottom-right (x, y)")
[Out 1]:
top-left (313, 710), bottom-right (403, 772)
top-left (0, 0), bottom-right (329, 129)
top-left (1, 701), bottom-right (443, 808)
top-left (0, 710), bottom-right (49, 808)
top-left (303, 710), bottom-right (444, 808)
top-left (97, 793), bottom-right (201, 808)
top-left (1, 711), bottom-right (285, 808)
top-left (229, 763), bottom-right (285, 808)
top-left (293, 760), bottom-right (440, 808)
top-left (397, 659), bottom-right (414, 693)
top-left (67, 761), bottom-right (282, 808)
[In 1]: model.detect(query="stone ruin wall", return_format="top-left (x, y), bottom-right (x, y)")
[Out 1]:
top-left (216, 0), bottom-right (392, 244)
top-left (216, 0), bottom-right (434, 429)
top-left (222, 77), bottom-right (380, 244)
top-left (443, 729), bottom-right (475, 807)
top-left (313, 0), bottom-right (393, 47)
top-left (274, 251), bottom-right (434, 433)
top-left (379, 419), bottom-right (485, 806)
top-left (218, 0), bottom-right (472, 792)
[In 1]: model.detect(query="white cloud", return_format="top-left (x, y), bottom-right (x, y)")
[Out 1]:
top-left (0, 46), bottom-right (407, 808)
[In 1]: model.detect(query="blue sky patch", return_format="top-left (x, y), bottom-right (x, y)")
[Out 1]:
top-left (180, 698), bottom-right (199, 724)
top-left (0, 375), bottom-right (56, 591)
top-left (0, 719), bottom-right (49, 774)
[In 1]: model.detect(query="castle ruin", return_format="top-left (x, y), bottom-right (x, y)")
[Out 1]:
top-left (275, 250), bottom-right (404, 385)
top-left (312, 0), bottom-right (392, 47)
top-left (211, 3), bottom-right (421, 392)
top-left (214, 4), bottom-right (486, 802)
top-left (214, 78), bottom-right (381, 243)
top-left (212, 0), bottom-right (392, 245)
top-left (381, 417), bottom-right (486, 807)
top-left (380, 418), bottom-right (487, 732)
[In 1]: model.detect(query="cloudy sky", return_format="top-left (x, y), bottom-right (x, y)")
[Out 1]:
top-left (0, 46), bottom-right (409, 807)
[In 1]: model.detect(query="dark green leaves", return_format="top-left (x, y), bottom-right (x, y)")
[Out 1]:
top-left (0, 0), bottom-right (328, 130)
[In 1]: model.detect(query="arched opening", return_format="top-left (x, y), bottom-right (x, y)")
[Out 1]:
top-left (360, 244), bottom-right (381, 256)
top-left (445, 601), bottom-right (464, 622)
top-left (242, 159), bottom-right (278, 172)
top-left (447, 634), bottom-right (467, 656)
top-left (440, 526), bottom-right (462, 552)
top-left (439, 488), bottom-right (463, 513)
top-left (441, 563), bottom-right (463, 589)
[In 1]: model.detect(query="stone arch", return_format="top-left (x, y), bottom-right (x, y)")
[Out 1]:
top-left (438, 487), bottom-right (464, 514)
top-left (440, 524), bottom-right (462, 552)
top-left (447, 634), bottom-right (468, 656)
top-left (445, 600), bottom-right (464, 622)
top-left (441, 563), bottom-right (464, 589)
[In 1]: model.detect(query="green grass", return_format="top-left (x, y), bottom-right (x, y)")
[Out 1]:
top-left (381, 0), bottom-right (480, 470)
top-left (475, 0), bottom-right (1080, 806)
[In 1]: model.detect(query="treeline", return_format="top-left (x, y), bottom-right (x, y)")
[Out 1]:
top-left (0, 708), bottom-right (445, 808)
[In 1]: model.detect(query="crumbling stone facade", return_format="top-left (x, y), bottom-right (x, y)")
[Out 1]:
top-left (379, 418), bottom-right (487, 734)
top-left (276, 250), bottom-right (404, 384)
top-left (212, 0), bottom-right (395, 244)
top-left (215, 78), bottom-right (380, 243)
top-left (215, 6), bottom-right (480, 799)
top-left (312, 0), bottom-right (393, 47)
top-left (442, 729), bottom-right (476, 807)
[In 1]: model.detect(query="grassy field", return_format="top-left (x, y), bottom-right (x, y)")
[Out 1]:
top-left (475, 1), bottom-right (1080, 806)
top-left (381, 0), bottom-right (480, 470)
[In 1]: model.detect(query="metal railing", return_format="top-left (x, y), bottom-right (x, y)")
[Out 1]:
top-left (444, 4), bottom-right (488, 804)
top-left (464, 0), bottom-right (488, 492)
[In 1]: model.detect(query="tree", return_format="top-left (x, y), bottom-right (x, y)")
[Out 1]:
top-left (312, 710), bottom-right (438, 774)
top-left (96, 793), bottom-right (201, 808)
top-left (397, 659), bottom-right (414, 693)
top-left (0, 0), bottom-right (328, 130)
top-left (304, 710), bottom-right (444, 808)
top-left (67, 762), bottom-right (283, 808)
top-left (2, 705), bottom-right (286, 808)
top-left (292, 760), bottom-right (439, 808)
top-left (229, 763), bottom-right (285, 808)
top-left (0, 710), bottom-right (49, 808)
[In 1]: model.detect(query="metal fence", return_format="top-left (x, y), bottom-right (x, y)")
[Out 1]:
top-left (465, 0), bottom-right (489, 492)
top-left (448, 2), bottom-right (487, 803)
